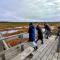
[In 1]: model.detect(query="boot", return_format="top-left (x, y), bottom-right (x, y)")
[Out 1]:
top-left (34, 46), bottom-right (38, 51)
top-left (41, 41), bottom-right (43, 44)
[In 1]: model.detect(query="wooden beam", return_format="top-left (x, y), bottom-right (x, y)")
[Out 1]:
top-left (11, 47), bottom-right (34, 60)
top-left (2, 40), bottom-right (9, 50)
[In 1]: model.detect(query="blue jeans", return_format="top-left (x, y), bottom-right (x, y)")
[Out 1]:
top-left (45, 30), bottom-right (50, 39)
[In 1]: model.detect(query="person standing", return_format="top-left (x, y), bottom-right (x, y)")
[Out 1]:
top-left (28, 22), bottom-right (38, 50)
top-left (36, 24), bottom-right (43, 44)
top-left (56, 26), bottom-right (60, 52)
top-left (44, 23), bottom-right (51, 39)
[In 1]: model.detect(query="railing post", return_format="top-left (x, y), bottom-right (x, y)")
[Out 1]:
top-left (2, 40), bottom-right (9, 50)
top-left (18, 34), bottom-right (23, 39)
top-left (57, 36), bottom-right (60, 52)
top-left (21, 44), bottom-right (24, 52)
top-left (1, 54), bottom-right (5, 60)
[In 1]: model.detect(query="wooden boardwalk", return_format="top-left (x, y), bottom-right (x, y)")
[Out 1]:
top-left (0, 35), bottom-right (60, 60)
top-left (25, 35), bottom-right (59, 60)
top-left (11, 35), bottom-right (60, 60)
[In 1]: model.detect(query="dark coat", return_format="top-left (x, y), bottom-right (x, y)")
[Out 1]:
top-left (57, 29), bottom-right (60, 36)
top-left (28, 25), bottom-right (35, 42)
top-left (57, 28), bottom-right (60, 52)
top-left (44, 25), bottom-right (51, 31)
top-left (36, 26), bottom-right (43, 40)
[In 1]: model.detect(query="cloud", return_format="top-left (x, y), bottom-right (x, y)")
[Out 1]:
top-left (54, 0), bottom-right (60, 2)
top-left (0, 0), bottom-right (60, 22)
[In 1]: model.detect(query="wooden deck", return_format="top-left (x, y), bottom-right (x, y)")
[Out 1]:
top-left (0, 35), bottom-right (60, 60)
top-left (25, 35), bottom-right (59, 60)
top-left (11, 35), bottom-right (60, 60)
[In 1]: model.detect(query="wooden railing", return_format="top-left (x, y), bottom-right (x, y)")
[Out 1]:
top-left (0, 42), bottom-right (33, 60)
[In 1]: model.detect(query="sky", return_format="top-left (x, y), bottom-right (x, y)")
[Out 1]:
top-left (0, 0), bottom-right (60, 22)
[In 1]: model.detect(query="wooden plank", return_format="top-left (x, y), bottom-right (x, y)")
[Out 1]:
top-left (2, 40), bottom-right (9, 50)
top-left (32, 38), bottom-right (48, 55)
top-left (11, 47), bottom-right (34, 60)
top-left (31, 36), bottom-right (56, 60)
top-left (0, 57), bottom-right (2, 60)
top-left (47, 40), bottom-right (58, 60)
top-left (31, 38), bottom-right (49, 60)
top-left (37, 36), bottom-right (56, 60)
top-left (25, 36), bottom-right (49, 60)
top-left (5, 47), bottom-right (21, 60)
top-left (41, 38), bottom-right (57, 60)
top-left (52, 53), bottom-right (58, 60)
top-left (0, 42), bottom-right (28, 60)
top-left (57, 53), bottom-right (60, 60)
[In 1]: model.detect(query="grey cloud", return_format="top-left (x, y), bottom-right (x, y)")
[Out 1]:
top-left (0, 0), bottom-right (60, 22)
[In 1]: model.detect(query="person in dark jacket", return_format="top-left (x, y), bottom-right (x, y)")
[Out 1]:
top-left (29, 23), bottom-right (35, 42)
top-left (56, 26), bottom-right (60, 52)
top-left (36, 24), bottom-right (43, 44)
top-left (44, 23), bottom-right (51, 39)
top-left (57, 26), bottom-right (60, 36)
top-left (28, 22), bottom-right (38, 50)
